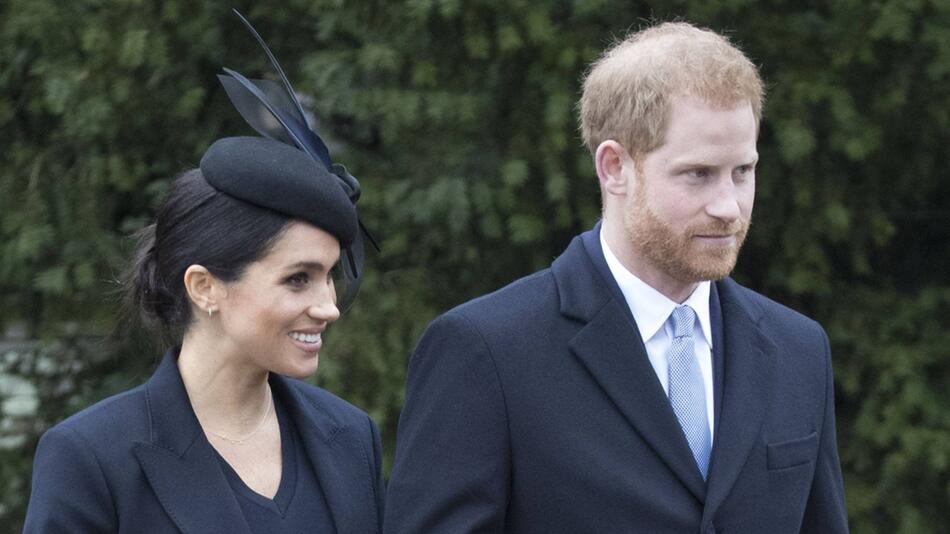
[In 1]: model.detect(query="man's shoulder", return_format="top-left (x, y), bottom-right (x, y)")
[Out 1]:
top-left (411, 267), bottom-right (562, 354)
top-left (721, 278), bottom-right (824, 335)
top-left (446, 267), bottom-right (559, 327)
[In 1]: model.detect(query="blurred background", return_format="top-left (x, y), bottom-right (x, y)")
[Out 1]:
top-left (1, 0), bottom-right (948, 531)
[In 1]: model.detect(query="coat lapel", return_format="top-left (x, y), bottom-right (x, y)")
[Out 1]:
top-left (556, 229), bottom-right (707, 502)
top-left (272, 376), bottom-right (379, 534)
top-left (702, 278), bottom-right (777, 521)
top-left (132, 351), bottom-right (251, 534)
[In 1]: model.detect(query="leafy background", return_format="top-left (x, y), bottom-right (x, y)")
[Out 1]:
top-left (1, 0), bottom-right (948, 531)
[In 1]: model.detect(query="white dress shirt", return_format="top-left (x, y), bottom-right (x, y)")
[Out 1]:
top-left (600, 231), bottom-right (716, 442)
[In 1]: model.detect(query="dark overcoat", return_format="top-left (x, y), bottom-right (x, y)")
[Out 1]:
top-left (385, 226), bottom-right (849, 533)
top-left (25, 351), bottom-right (384, 534)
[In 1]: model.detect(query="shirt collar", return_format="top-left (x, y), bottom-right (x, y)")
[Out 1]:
top-left (600, 229), bottom-right (712, 348)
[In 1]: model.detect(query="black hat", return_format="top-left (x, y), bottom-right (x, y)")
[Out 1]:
top-left (200, 136), bottom-right (358, 246)
top-left (202, 10), bottom-right (376, 312)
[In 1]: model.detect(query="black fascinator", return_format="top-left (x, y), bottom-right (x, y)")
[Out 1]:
top-left (203, 10), bottom-right (377, 312)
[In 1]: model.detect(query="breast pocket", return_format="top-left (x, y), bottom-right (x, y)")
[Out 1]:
top-left (766, 431), bottom-right (818, 471)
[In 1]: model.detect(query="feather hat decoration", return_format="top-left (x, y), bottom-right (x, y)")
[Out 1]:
top-left (212, 9), bottom-right (377, 312)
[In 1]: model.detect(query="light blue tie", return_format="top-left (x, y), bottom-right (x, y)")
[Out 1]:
top-left (667, 305), bottom-right (711, 479)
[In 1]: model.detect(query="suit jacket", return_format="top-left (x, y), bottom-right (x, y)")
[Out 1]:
top-left (24, 350), bottom-right (384, 534)
top-left (385, 226), bottom-right (848, 533)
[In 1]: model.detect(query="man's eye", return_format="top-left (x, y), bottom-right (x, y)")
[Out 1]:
top-left (734, 165), bottom-right (755, 180)
top-left (686, 168), bottom-right (709, 179)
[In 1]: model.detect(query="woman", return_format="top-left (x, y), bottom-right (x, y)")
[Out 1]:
top-left (23, 14), bottom-right (382, 534)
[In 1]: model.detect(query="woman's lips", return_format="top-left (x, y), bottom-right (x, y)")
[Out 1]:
top-left (288, 331), bottom-right (322, 352)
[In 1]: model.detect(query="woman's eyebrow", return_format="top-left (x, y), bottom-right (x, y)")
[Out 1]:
top-left (283, 260), bottom-right (328, 272)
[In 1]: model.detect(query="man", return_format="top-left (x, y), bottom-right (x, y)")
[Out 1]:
top-left (385, 22), bottom-right (849, 533)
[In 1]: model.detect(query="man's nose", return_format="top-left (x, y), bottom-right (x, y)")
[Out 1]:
top-left (705, 179), bottom-right (741, 222)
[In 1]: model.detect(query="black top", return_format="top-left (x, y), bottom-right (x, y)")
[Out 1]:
top-left (215, 394), bottom-right (336, 533)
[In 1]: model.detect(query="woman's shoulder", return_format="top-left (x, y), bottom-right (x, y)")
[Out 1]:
top-left (44, 383), bottom-right (150, 449)
top-left (26, 385), bottom-right (151, 533)
top-left (278, 377), bottom-right (373, 428)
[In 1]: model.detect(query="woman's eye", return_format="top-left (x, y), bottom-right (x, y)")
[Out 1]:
top-left (286, 273), bottom-right (310, 287)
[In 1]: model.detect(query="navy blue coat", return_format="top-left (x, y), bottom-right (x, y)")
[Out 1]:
top-left (24, 351), bottom-right (384, 534)
top-left (385, 227), bottom-right (849, 533)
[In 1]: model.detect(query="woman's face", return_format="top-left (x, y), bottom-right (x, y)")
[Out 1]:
top-left (215, 221), bottom-right (342, 378)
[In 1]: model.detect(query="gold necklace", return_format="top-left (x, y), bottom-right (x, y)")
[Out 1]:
top-left (204, 388), bottom-right (273, 445)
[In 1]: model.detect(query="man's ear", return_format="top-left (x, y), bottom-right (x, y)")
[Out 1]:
top-left (595, 140), bottom-right (633, 197)
top-left (183, 265), bottom-right (220, 315)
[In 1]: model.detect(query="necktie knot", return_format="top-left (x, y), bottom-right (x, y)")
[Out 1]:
top-left (670, 305), bottom-right (696, 339)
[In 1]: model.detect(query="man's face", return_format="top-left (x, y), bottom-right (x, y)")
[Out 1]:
top-left (622, 95), bottom-right (757, 288)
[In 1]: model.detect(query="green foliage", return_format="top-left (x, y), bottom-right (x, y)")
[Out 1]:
top-left (2, 0), bottom-right (949, 532)
top-left (831, 288), bottom-right (950, 533)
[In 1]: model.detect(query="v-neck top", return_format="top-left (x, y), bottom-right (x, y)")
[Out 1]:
top-left (214, 394), bottom-right (336, 533)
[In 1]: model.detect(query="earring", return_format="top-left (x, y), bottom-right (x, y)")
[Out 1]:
top-left (208, 307), bottom-right (214, 318)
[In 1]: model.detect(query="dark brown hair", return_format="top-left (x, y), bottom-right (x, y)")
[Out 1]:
top-left (124, 169), bottom-right (290, 346)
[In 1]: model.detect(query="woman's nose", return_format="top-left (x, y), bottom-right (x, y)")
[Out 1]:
top-left (307, 285), bottom-right (341, 323)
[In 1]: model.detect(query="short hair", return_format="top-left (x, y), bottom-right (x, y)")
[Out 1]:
top-left (579, 22), bottom-right (764, 159)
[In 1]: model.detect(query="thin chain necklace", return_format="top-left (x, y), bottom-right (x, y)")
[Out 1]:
top-left (204, 387), bottom-right (273, 445)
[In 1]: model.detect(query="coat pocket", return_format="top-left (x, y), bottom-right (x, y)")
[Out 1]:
top-left (766, 431), bottom-right (818, 470)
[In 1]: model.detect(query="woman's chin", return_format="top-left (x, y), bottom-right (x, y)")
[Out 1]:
top-left (283, 355), bottom-right (320, 379)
